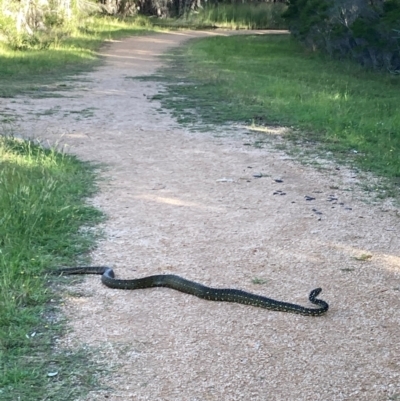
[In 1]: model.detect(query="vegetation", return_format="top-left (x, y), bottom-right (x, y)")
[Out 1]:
top-left (0, 136), bottom-right (103, 399)
top-left (0, 14), bottom-right (158, 97)
top-left (0, 0), bottom-right (288, 98)
top-left (99, 0), bottom-right (287, 19)
top-left (180, 2), bottom-right (287, 29)
top-left (282, 0), bottom-right (400, 72)
top-left (145, 34), bottom-right (400, 191)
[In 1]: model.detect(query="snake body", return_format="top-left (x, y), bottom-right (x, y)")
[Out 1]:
top-left (55, 266), bottom-right (329, 316)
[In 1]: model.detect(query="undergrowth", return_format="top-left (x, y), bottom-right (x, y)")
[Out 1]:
top-left (154, 3), bottom-right (287, 30)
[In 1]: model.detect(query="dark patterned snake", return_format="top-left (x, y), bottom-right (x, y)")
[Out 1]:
top-left (54, 266), bottom-right (329, 316)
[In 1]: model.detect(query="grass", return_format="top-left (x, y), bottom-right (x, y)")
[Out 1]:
top-left (0, 135), bottom-right (103, 400)
top-left (154, 3), bottom-right (287, 30)
top-left (139, 34), bottom-right (400, 195)
top-left (0, 15), bottom-right (160, 97)
top-left (194, 3), bottom-right (286, 29)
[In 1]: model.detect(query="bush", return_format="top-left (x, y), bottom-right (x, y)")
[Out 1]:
top-left (283, 0), bottom-right (400, 72)
top-left (0, 0), bottom-right (100, 50)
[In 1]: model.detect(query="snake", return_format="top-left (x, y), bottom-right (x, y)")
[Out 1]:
top-left (54, 266), bottom-right (329, 316)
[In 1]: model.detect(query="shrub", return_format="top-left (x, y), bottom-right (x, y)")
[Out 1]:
top-left (283, 0), bottom-right (400, 72)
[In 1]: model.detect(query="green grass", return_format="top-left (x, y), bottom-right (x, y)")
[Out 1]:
top-left (140, 34), bottom-right (400, 192)
top-left (0, 135), bottom-right (103, 400)
top-left (0, 15), bottom-right (159, 97)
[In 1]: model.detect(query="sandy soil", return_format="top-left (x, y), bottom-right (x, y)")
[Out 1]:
top-left (2, 30), bottom-right (400, 401)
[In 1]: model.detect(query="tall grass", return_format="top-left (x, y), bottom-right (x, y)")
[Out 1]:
top-left (0, 136), bottom-right (103, 399)
top-left (192, 3), bottom-right (287, 29)
top-left (152, 3), bottom-right (287, 30)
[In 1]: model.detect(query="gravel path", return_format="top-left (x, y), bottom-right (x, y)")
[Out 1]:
top-left (3, 30), bottom-right (400, 401)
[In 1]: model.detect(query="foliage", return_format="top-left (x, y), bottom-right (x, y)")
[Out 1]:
top-left (182, 2), bottom-right (287, 29)
top-left (112, 0), bottom-right (286, 18)
top-left (282, 0), bottom-right (400, 72)
top-left (0, 0), bottom-right (101, 50)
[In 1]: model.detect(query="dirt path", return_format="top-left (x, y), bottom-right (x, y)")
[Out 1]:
top-left (3, 30), bottom-right (400, 401)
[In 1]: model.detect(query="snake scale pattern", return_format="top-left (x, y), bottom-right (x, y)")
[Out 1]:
top-left (55, 266), bottom-right (329, 316)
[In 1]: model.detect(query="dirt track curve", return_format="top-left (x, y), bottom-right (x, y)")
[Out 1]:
top-left (3, 30), bottom-right (400, 401)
